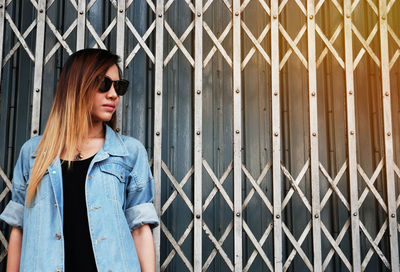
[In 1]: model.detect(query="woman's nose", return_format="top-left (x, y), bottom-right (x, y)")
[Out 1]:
top-left (107, 83), bottom-right (118, 100)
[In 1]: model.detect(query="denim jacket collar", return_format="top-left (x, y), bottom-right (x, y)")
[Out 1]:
top-left (102, 125), bottom-right (129, 157)
top-left (30, 124), bottom-right (129, 159)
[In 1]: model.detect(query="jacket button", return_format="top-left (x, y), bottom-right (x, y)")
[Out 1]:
top-left (55, 233), bottom-right (61, 240)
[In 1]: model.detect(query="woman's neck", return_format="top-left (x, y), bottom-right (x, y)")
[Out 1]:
top-left (88, 121), bottom-right (105, 139)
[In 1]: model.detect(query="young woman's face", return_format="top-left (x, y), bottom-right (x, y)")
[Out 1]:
top-left (91, 64), bottom-right (120, 123)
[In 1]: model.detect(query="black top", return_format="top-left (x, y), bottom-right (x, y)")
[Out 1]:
top-left (61, 155), bottom-right (97, 272)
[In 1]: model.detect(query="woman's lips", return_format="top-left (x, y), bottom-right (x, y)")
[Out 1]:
top-left (102, 104), bottom-right (115, 111)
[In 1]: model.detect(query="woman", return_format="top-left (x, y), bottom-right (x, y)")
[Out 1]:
top-left (0, 48), bottom-right (159, 271)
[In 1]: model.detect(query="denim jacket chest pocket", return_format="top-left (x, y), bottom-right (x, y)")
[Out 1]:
top-left (99, 163), bottom-right (129, 203)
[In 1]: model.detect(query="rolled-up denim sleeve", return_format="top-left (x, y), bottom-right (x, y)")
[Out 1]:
top-left (0, 148), bottom-right (27, 228)
top-left (125, 143), bottom-right (159, 230)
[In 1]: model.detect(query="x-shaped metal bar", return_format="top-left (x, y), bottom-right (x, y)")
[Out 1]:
top-left (280, 161), bottom-right (313, 270)
top-left (163, 0), bottom-right (196, 67)
top-left (124, 0), bottom-right (157, 66)
top-left (388, 24), bottom-right (400, 69)
top-left (161, 222), bottom-right (193, 271)
top-left (356, 159), bottom-right (392, 270)
top-left (239, 0), bottom-right (270, 70)
top-left (202, 0), bottom-right (233, 68)
top-left (4, 12), bottom-right (35, 62)
top-left (319, 162), bottom-right (353, 269)
top-left (241, 162), bottom-right (273, 271)
top-left (160, 161), bottom-right (194, 270)
top-left (202, 160), bottom-right (234, 271)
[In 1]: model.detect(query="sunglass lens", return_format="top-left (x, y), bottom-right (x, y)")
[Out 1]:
top-left (115, 80), bottom-right (129, 96)
top-left (99, 77), bottom-right (112, 93)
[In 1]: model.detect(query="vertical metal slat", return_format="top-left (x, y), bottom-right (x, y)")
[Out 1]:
top-left (31, 0), bottom-right (47, 137)
top-left (378, 1), bottom-right (400, 271)
top-left (153, 0), bottom-right (164, 270)
top-left (76, 0), bottom-right (86, 50)
top-left (271, 1), bottom-right (282, 270)
top-left (116, 0), bottom-right (126, 133)
top-left (232, 0), bottom-right (242, 269)
top-left (193, 0), bottom-right (203, 271)
top-left (307, 1), bottom-right (322, 270)
top-left (343, 1), bottom-right (361, 270)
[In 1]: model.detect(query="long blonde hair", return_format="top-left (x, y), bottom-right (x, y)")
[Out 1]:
top-left (27, 49), bottom-right (121, 204)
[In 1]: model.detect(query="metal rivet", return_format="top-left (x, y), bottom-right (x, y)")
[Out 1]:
top-left (33, 129), bottom-right (38, 134)
top-left (273, 15), bottom-right (277, 19)
top-left (197, 90), bottom-right (201, 94)
top-left (157, 91), bottom-right (161, 95)
top-left (235, 11), bottom-right (239, 16)
top-left (274, 132), bottom-right (278, 137)
top-left (353, 212), bottom-right (357, 216)
top-left (311, 92), bottom-right (315, 96)
top-left (235, 130), bottom-right (240, 134)
top-left (158, 13), bottom-right (162, 18)
top-left (382, 15), bottom-right (386, 20)
top-left (309, 15), bottom-right (313, 19)
top-left (349, 91), bottom-right (353, 95)
top-left (385, 92), bottom-right (389, 96)
top-left (391, 213), bottom-right (395, 218)
top-left (236, 212), bottom-right (240, 217)
top-left (274, 92), bottom-right (278, 96)
top-left (314, 214), bottom-right (319, 218)
top-left (79, 11), bottom-right (84, 15)
top-left (197, 12), bottom-right (201, 17)
top-left (39, 9), bottom-right (43, 13)
top-left (35, 88), bottom-right (40, 92)
top-left (196, 214), bottom-right (201, 219)
top-left (156, 131), bottom-right (160, 136)
top-left (196, 131), bottom-right (200, 135)
top-left (235, 89), bottom-right (240, 93)
top-left (387, 132), bottom-right (391, 136)
top-left (350, 130), bottom-right (354, 135)
top-left (346, 14), bottom-right (350, 19)
top-left (119, 9), bottom-right (123, 13)
top-left (276, 214), bottom-right (280, 219)
top-left (0, 4), bottom-right (3, 8)
top-left (312, 132), bottom-right (316, 137)
top-left (116, 128), bottom-right (120, 133)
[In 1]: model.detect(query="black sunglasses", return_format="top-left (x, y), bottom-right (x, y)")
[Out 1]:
top-left (99, 76), bottom-right (129, 96)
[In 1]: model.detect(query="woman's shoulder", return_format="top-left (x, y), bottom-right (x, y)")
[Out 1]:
top-left (118, 134), bottom-right (147, 154)
top-left (19, 136), bottom-right (42, 157)
top-left (116, 134), bottom-right (150, 164)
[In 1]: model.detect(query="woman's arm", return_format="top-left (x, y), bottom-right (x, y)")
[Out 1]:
top-left (7, 227), bottom-right (22, 272)
top-left (131, 224), bottom-right (155, 272)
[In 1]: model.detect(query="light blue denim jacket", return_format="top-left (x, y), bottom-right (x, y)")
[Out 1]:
top-left (0, 125), bottom-right (159, 272)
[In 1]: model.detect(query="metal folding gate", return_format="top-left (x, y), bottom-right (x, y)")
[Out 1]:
top-left (0, 0), bottom-right (400, 271)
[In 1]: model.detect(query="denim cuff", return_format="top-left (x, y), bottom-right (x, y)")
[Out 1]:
top-left (125, 202), bottom-right (159, 230)
top-left (0, 200), bottom-right (24, 228)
